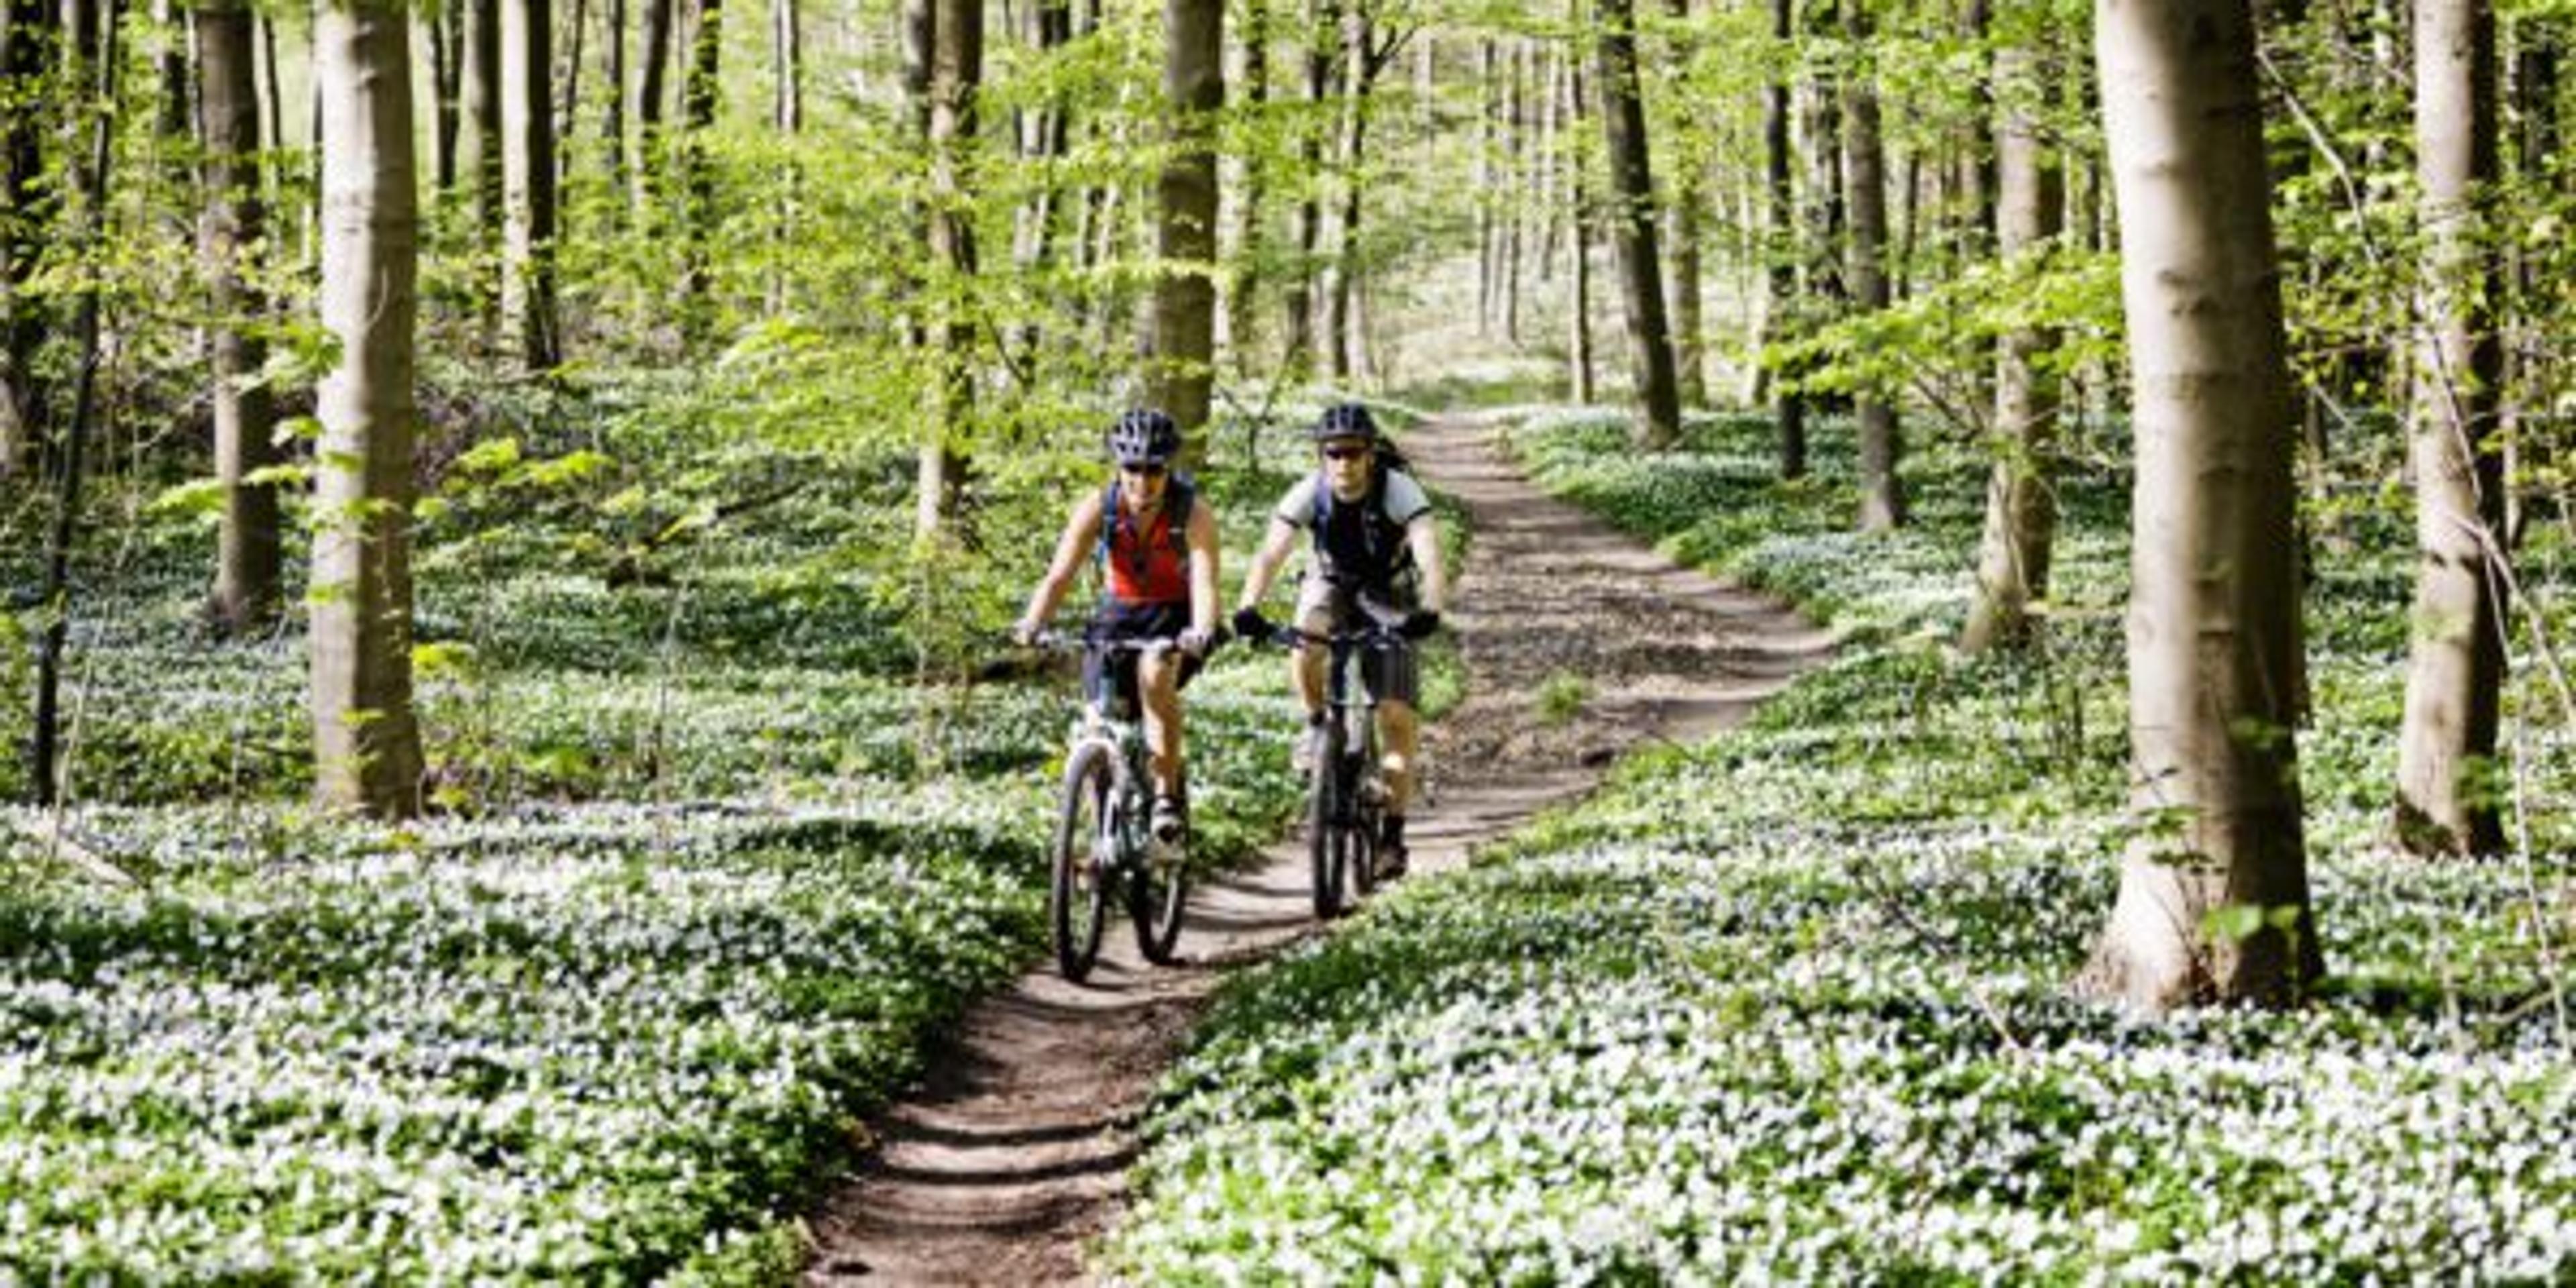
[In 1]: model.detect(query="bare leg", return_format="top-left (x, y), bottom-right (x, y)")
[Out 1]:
top-left (1377, 698), bottom-right (1419, 814)
top-left (1293, 604), bottom-right (1332, 719)
top-left (1139, 652), bottom-right (1185, 800)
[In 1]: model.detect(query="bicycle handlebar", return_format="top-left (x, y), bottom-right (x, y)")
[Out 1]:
top-left (1028, 628), bottom-right (1228, 657)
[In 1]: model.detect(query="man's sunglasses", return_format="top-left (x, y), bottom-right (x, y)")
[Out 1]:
top-left (1321, 445), bottom-right (1371, 462)
top-left (1120, 462), bottom-right (1169, 478)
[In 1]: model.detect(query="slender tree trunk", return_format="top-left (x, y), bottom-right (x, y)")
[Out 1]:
top-left (1765, 0), bottom-right (1803, 476)
top-left (311, 0), bottom-right (426, 818)
top-left (2504, 32), bottom-right (2557, 546)
top-left (916, 0), bottom-right (978, 539)
top-left (679, 0), bottom-right (723, 309)
top-left (1322, 3), bottom-right (1373, 382)
top-left (462, 0), bottom-right (502, 287)
top-left (1014, 0), bottom-right (1070, 273)
top-left (427, 4), bottom-right (460, 191)
top-left (1150, 0), bottom-right (1222, 460)
top-left (28, 0), bottom-right (115, 806)
top-left (1960, 34), bottom-right (2063, 653)
top-left (1475, 36), bottom-right (1495, 333)
top-left (601, 0), bottom-right (627, 206)
top-left (1502, 36), bottom-right (1524, 341)
top-left (154, 0), bottom-right (186, 140)
top-left (2082, 0), bottom-right (2317, 1011)
top-left (634, 0), bottom-right (673, 208)
top-left (1957, 0), bottom-right (1994, 266)
top-left (502, 0), bottom-right (560, 367)
top-left (0, 0), bottom-right (50, 482)
top-left (1662, 0), bottom-right (1705, 408)
top-left (1281, 0), bottom-right (1333, 374)
top-left (1568, 48), bottom-right (1594, 404)
top-left (1537, 40), bottom-right (1562, 280)
top-left (200, 0), bottom-right (279, 635)
top-left (256, 8), bottom-right (280, 176)
top-left (1845, 3), bottom-right (1902, 529)
top-left (1595, 0), bottom-right (1679, 445)
top-left (1224, 0), bottom-right (1267, 362)
top-left (2396, 0), bottom-right (2507, 855)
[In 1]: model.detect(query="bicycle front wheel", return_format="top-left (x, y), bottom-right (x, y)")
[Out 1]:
top-left (1307, 743), bottom-right (1347, 920)
top-left (1130, 830), bottom-right (1188, 965)
top-left (1052, 742), bottom-right (1116, 981)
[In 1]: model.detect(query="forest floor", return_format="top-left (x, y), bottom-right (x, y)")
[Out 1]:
top-left (797, 411), bottom-right (1839, 1285)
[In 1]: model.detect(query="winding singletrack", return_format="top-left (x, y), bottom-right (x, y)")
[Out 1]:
top-left (800, 412), bottom-right (1835, 1284)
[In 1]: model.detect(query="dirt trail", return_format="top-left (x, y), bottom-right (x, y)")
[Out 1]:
top-left (800, 413), bottom-right (1835, 1284)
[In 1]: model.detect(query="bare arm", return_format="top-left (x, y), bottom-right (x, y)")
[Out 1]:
top-left (1020, 491), bottom-right (1106, 630)
top-left (1237, 516), bottom-right (1303, 610)
top-left (1185, 496), bottom-right (1221, 637)
top-left (1405, 512), bottom-right (1446, 615)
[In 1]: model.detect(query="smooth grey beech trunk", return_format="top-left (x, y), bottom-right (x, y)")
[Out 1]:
top-left (501, 0), bottom-right (559, 368)
top-left (460, 0), bottom-right (500, 298)
top-left (1281, 0), bottom-right (1332, 372)
top-left (1148, 0), bottom-right (1221, 463)
top-left (2396, 0), bottom-right (2508, 855)
top-left (200, 0), bottom-right (281, 634)
top-left (914, 0), bottom-right (977, 540)
top-left (633, 0), bottom-right (674, 208)
top-left (1843, 1), bottom-right (1901, 530)
top-left (1594, 0), bottom-right (1680, 446)
top-left (1222, 0), bottom-right (1265, 359)
top-left (2082, 0), bottom-right (2318, 1010)
top-left (1662, 0), bottom-right (1705, 409)
top-left (311, 0), bottom-right (425, 818)
top-left (1960, 35), bottom-right (2063, 653)
top-left (1566, 45), bottom-right (1594, 405)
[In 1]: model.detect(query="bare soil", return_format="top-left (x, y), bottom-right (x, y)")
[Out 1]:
top-left (798, 413), bottom-right (1835, 1285)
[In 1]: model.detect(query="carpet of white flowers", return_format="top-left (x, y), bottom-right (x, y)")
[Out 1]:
top-left (1109, 409), bottom-right (2575, 1283)
top-left (0, 406), bottom-right (1329, 1280)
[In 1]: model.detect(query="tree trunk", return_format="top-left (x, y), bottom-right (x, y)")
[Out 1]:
top-left (1322, 3), bottom-right (1373, 383)
top-left (1568, 48), bottom-right (1593, 404)
top-left (427, 4), bottom-right (460, 191)
top-left (1765, 0), bottom-right (1803, 477)
top-left (2396, 0), bottom-right (2507, 855)
top-left (1960, 34), bottom-right (2063, 653)
top-left (1224, 0), bottom-right (1266, 362)
top-left (1845, 3), bottom-right (1902, 530)
top-left (462, 0), bottom-right (502, 287)
top-left (2082, 0), bottom-right (2317, 1011)
top-left (635, 0), bottom-right (674, 207)
top-left (1662, 0), bottom-right (1705, 408)
top-left (502, 0), bottom-right (559, 368)
top-left (199, 0), bottom-right (280, 635)
top-left (1149, 0), bottom-right (1222, 462)
top-left (915, 0), bottom-right (978, 540)
top-left (1501, 36), bottom-right (1525, 341)
top-left (1281, 0), bottom-right (1333, 375)
top-left (0, 0), bottom-right (50, 482)
top-left (679, 0), bottom-right (723, 309)
top-left (1595, 0), bottom-right (1680, 446)
top-left (1014, 0), bottom-right (1071, 274)
top-left (1475, 36), bottom-right (1495, 334)
top-left (602, 0), bottom-right (625, 208)
top-left (311, 0), bottom-right (426, 818)
top-left (28, 0), bottom-right (114, 805)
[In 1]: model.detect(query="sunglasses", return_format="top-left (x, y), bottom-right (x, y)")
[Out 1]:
top-left (1121, 462), bottom-right (1169, 478)
top-left (1321, 445), bottom-right (1371, 462)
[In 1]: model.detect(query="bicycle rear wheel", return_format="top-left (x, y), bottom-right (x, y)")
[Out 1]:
top-left (1052, 743), bottom-right (1115, 981)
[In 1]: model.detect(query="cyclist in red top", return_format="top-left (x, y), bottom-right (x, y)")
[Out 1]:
top-left (1014, 410), bottom-right (1222, 845)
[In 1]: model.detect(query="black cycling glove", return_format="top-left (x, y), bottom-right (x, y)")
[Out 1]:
top-left (1232, 606), bottom-right (1273, 643)
top-left (1401, 609), bottom-right (1442, 639)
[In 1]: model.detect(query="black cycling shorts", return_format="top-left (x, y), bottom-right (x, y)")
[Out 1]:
top-left (1084, 599), bottom-right (1203, 714)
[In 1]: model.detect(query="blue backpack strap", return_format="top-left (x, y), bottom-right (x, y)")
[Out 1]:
top-left (1165, 472), bottom-right (1196, 558)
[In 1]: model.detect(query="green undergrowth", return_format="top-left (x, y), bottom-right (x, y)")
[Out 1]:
top-left (1108, 405), bottom-right (2575, 1283)
top-left (0, 388), bottom-right (1423, 1280)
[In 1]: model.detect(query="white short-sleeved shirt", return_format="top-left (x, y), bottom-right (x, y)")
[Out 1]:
top-left (1272, 469), bottom-right (1433, 531)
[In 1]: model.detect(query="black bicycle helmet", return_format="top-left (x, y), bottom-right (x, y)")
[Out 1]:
top-left (1107, 408), bottom-right (1181, 466)
top-left (1309, 401), bottom-right (1379, 443)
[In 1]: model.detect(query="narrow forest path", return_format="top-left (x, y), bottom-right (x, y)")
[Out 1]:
top-left (799, 413), bottom-right (1837, 1285)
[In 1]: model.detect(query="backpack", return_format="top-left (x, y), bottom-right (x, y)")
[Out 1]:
top-left (1308, 455), bottom-right (1417, 584)
top-left (1095, 472), bottom-right (1196, 579)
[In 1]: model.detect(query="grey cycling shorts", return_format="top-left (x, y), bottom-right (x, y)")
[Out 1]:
top-left (1293, 573), bottom-right (1420, 708)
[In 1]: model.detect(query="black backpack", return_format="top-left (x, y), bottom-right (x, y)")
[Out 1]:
top-left (1308, 454), bottom-right (1417, 584)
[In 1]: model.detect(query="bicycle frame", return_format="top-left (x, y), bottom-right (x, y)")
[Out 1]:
top-left (1039, 630), bottom-right (1193, 979)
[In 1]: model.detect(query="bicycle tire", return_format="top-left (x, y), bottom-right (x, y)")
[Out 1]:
top-left (1307, 728), bottom-right (1346, 920)
top-left (1348, 724), bottom-right (1382, 898)
top-left (1052, 742), bottom-right (1116, 981)
top-left (1130, 835), bottom-right (1188, 964)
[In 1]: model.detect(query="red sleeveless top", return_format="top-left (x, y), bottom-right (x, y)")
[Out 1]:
top-left (1106, 496), bottom-right (1190, 605)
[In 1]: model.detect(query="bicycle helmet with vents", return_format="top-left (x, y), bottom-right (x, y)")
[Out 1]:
top-left (1309, 402), bottom-right (1380, 443)
top-left (1107, 408), bottom-right (1181, 466)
